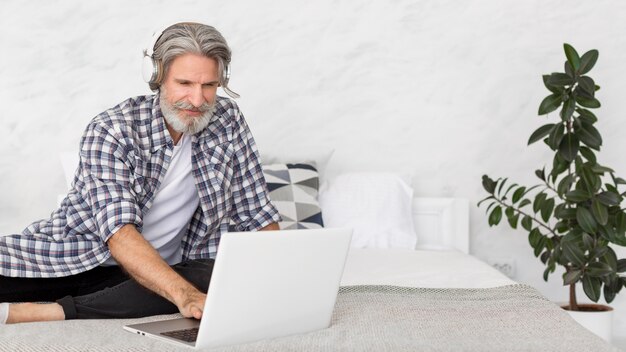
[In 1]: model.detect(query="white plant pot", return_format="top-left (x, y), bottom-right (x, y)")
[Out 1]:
top-left (562, 303), bottom-right (613, 343)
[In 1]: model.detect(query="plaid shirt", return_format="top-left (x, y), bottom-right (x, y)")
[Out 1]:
top-left (0, 94), bottom-right (281, 278)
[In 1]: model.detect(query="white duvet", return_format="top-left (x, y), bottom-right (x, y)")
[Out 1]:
top-left (341, 248), bottom-right (515, 288)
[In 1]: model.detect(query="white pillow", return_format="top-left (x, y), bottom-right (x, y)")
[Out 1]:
top-left (319, 172), bottom-right (416, 249)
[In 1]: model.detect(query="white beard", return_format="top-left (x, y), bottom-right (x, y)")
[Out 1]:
top-left (159, 88), bottom-right (217, 135)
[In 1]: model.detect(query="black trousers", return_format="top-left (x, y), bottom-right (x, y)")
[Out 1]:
top-left (0, 259), bottom-right (214, 319)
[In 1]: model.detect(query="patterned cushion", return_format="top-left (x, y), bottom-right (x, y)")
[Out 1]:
top-left (262, 163), bottom-right (324, 230)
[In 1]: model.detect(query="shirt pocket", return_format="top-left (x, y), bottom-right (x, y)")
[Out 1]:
top-left (203, 141), bottom-right (235, 165)
top-left (203, 142), bottom-right (235, 191)
top-left (128, 154), bottom-right (156, 206)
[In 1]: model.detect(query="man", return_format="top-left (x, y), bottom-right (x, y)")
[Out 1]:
top-left (0, 22), bottom-right (280, 324)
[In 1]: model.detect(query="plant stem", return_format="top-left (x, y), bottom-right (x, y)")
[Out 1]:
top-left (492, 197), bottom-right (558, 237)
top-left (569, 283), bottom-right (579, 311)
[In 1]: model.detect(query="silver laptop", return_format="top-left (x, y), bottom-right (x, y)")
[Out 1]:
top-left (124, 228), bottom-right (352, 349)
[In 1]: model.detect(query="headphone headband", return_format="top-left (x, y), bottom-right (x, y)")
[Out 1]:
top-left (142, 23), bottom-right (231, 90)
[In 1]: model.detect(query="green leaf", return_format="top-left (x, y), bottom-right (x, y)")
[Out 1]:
top-left (591, 165), bottom-right (614, 174)
top-left (546, 124), bottom-right (565, 150)
top-left (533, 192), bottom-right (547, 214)
top-left (557, 174), bottom-right (575, 196)
top-left (582, 276), bottom-right (602, 302)
top-left (560, 98), bottom-right (576, 122)
top-left (496, 177), bottom-right (508, 197)
top-left (534, 237), bottom-right (546, 257)
top-left (575, 86), bottom-right (594, 101)
top-left (591, 246), bottom-right (609, 260)
top-left (542, 75), bottom-right (564, 94)
top-left (528, 124), bottom-right (556, 145)
top-left (578, 76), bottom-right (596, 96)
top-left (541, 198), bottom-right (555, 222)
top-left (576, 96), bottom-right (601, 109)
top-left (577, 108), bottom-right (598, 123)
top-left (506, 208), bottom-right (520, 229)
top-left (579, 146), bottom-right (597, 163)
top-left (604, 279), bottom-right (618, 304)
top-left (488, 206), bottom-right (502, 227)
top-left (548, 72), bottom-right (575, 86)
top-left (565, 190), bottom-right (590, 203)
top-left (615, 233), bottom-right (626, 246)
top-left (543, 267), bottom-right (551, 281)
top-left (528, 228), bottom-right (542, 247)
top-left (482, 175), bottom-right (496, 194)
top-left (558, 133), bottom-right (579, 162)
top-left (582, 233), bottom-right (595, 249)
top-left (564, 43), bottom-right (581, 71)
top-left (535, 168), bottom-right (546, 181)
top-left (616, 212), bottom-right (626, 234)
top-left (538, 93), bottom-right (562, 115)
top-left (563, 270), bottom-right (582, 285)
top-left (564, 60), bottom-right (575, 78)
top-left (521, 215), bottom-right (533, 231)
top-left (581, 165), bottom-right (601, 194)
top-left (578, 49), bottom-right (599, 75)
top-left (617, 259), bottom-right (626, 273)
top-left (556, 207), bottom-right (577, 220)
top-left (597, 191), bottom-right (620, 206)
top-left (599, 224), bottom-right (617, 242)
top-left (541, 250), bottom-right (551, 264)
top-left (561, 240), bottom-right (586, 267)
top-left (518, 199), bottom-right (532, 208)
top-left (551, 154), bottom-right (570, 182)
top-left (556, 221), bottom-right (569, 233)
top-left (605, 183), bottom-right (619, 195)
top-left (602, 248), bottom-right (618, 270)
top-left (591, 199), bottom-right (609, 226)
top-left (586, 261), bottom-right (613, 277)
top-left (576, 122), bottom-right (602, 150)
top-left (512, 187), bottom-right (526, 203)
top-left (577, 207), bottom-right (598, 234)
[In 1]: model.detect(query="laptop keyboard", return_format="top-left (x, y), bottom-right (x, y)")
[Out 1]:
top-left (160, 327), bottom-right (199, 342)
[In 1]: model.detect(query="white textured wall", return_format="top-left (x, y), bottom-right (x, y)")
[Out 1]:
top-left (1, 0), bottom-right (626, 346)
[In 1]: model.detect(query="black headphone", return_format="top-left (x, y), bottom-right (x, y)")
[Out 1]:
top-left (141, 23), bottom-right (231, 88)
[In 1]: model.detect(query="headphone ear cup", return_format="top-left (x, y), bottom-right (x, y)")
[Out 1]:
top-left (142, 55), bottom-right (157, 83)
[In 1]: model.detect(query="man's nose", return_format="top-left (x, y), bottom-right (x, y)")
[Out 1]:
top-left (189, 86), bottom-right (205, 108)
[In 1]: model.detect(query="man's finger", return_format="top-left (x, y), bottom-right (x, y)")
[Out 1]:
top-left (193, 307), bottom-right (203, 319)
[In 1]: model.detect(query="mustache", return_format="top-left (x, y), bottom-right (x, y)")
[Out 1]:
top-left (173, 100), bottom-right (214, 112)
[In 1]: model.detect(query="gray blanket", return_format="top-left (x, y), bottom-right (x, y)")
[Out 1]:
top-left (0, 284), bottom-right (620, 351)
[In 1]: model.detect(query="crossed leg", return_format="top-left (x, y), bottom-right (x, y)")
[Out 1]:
top-left (1, 259), bottom-right (214, 324)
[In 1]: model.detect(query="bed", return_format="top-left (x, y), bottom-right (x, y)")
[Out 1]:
top-left (0, 161), bottom-right (621, 351)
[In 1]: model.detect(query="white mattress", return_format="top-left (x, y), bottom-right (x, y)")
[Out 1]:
top-left (340, 248), bottom-right (515, 288)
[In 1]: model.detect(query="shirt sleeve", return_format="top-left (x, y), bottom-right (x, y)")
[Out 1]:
top-left (79, 122), bottom-right (143, 243)
top-left (228, 109), bottom-right (282, 231)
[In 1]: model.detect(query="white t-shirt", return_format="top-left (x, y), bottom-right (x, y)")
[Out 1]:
top-left (103, 133), bottom-right (200, 265)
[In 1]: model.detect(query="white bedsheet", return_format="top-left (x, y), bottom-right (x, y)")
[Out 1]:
top-left (341, 248), bottom-right (515, 288)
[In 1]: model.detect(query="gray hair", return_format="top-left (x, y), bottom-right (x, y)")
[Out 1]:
top-left (151, 22), bottom-right (239, 98)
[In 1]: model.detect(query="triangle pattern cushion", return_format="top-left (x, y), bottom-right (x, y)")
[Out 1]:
top-left (262, 163), bottom-right (323, 230)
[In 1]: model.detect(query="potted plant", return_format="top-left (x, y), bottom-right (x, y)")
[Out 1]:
top-left (478, 43), bottom-right (626, 342)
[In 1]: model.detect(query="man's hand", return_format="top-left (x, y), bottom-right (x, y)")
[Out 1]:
top-left (260, 222), bottom-right (279, 231)
top-left (175, 288), bottom-right (207, 320)
top-left (107, 224), bottom-right (206, 319)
